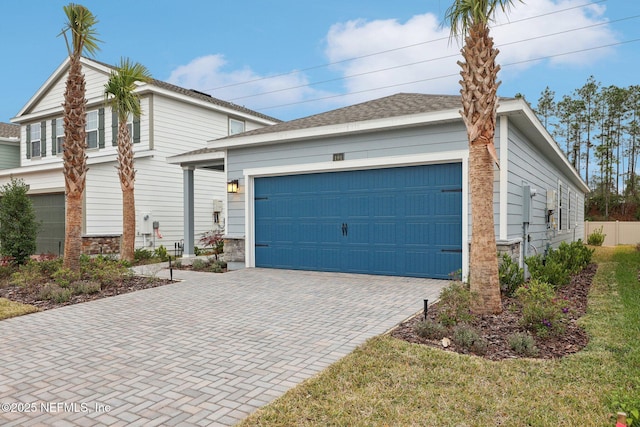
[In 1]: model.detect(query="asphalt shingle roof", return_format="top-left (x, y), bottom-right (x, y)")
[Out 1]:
top-left (222, 93), bottom-right (463, 140)
top-left (0, 122), bottom-right (19, 139)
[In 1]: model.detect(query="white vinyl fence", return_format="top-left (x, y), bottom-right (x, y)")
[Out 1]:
top-left (584, 221), bottom-right (640, 246)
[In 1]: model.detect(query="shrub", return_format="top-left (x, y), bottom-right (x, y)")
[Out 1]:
top-left (199, 230), bottom-right (225, 260)
top-left (525, 254), bottom-right (570, 288)
top-left (547, 240), bottom-right (593, 275)
top-left (0, 178), bottom-right (40, 264)
top-left (498, 252), bottom-right (524, 296)
top-left (507, 332), bottom-right (539, 357)
top-left (515, 279), bottom-right (567, 338)
top-left (414, 319), bottom-right (447, 340)
top-left (10, 261), bottom-right (48, 288)
top-left (437, 282), bottom-right (473, 326)
top-left (52, 267), bottom-right (81, 288)
top-left (154, 245), bottom-right (169, 262)
top-left (191, 259), bottom-right (210, 271)
top-left (587, 226), bottom-right (606, 246)
top-left (38, 283), bottom-right (73, 303)
top-left (134, 248), bottom-right (154, 262)
top-left (452, 324), bottom-right (488, 355)
top-left (71, 280), bottom-right (101, 295)
top-left (82, 256), bottom-right (131, 286)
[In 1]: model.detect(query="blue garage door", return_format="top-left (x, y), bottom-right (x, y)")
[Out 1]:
top-left (254, 163), bottom-right (462, 279)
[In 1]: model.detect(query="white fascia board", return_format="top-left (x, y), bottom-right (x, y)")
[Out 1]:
top-left (13, 57), bottom-right (113, 122)
top-left (209, 108), bottom-right (462, 150)
top-left (499, 98), bottom-right (589, 194)
top-left (167, 150), bottom-right (225, 165)
top-left (141, 86), bottom-right (279, 126)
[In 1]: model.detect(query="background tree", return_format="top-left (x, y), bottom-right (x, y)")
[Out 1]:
top-left (59, 3), bottom-right (100, 271)
top-left (446, 0), bottom-right (520, 315)
top-left (0, 178), bottom-right (40, 264)
top-left (535, 86), bottom-right (556, 129)
top-left (104, 58), bottom-right (151, 262)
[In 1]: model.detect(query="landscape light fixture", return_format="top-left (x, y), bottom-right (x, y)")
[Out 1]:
top-left (227, 179), bottom-right (239, 193)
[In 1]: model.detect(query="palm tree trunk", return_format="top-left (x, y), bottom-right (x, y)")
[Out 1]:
top-left (118, 121), bottom-right (136, 262)
top-left (62, 57), bottom-right (88, 271)
top-left (459, 23), bottom-right (502, 314)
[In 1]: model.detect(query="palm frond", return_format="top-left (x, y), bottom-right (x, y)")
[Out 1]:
top-left (59, 3), bottom-right (101, 58)
top-left (445, 0), bottom-right (521, 40)
top-left (105, 58), bottom-right (152, 121)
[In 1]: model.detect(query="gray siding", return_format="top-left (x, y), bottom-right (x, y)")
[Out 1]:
top-left (0, 143), bottom-right (19, 169)
top-left (226, 122), bottom-right (469, 236)
top-left (506, 123), bottom-right (585, 256)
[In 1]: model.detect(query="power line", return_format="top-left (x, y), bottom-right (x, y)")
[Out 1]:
top-left (252, 37), bottom-right (640, 112)
top-left (227, 14), bottom-right (638, 103)
top-left (200, 0), bottom-right (608, 94)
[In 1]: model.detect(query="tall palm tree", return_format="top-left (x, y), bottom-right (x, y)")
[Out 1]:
top-left (104, 59), bottom-right (151, 262)
top-left (446, 0), bottom-right (519, 314)
top-left (59, 3), bottom-right (100, 271)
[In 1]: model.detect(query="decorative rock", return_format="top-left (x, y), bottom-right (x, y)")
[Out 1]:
top-left (441, 337), bottom-right (451, 348)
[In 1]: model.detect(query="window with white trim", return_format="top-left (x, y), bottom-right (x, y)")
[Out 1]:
top-left (86, 110), bottom-right (98, 149)
top-left (56, 119), bottom-right (64, 153)
top-left (229, 118), bottom-right (245, 135)
top-left (30, 124), bottom-right (41, 158)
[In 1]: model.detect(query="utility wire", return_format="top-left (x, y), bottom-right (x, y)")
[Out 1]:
top-left (227, 14), bottom-right (638, 103)
top-left (252, 37), bottom-right (640, 112)
top-left (200, 0), bottom-right (608, 93)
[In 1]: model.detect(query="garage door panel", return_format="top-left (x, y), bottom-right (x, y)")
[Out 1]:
top-left (29, 193), bottom-right (65, 255)
top-left (254, 163), bottom-right (462, 279)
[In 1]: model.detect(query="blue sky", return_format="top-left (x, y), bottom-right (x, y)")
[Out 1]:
top-left (0, 0), bottom-right (638, 123)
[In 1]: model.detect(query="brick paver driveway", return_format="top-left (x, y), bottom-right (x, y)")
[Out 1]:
top-left (0, 267), bottom-right (447, 426)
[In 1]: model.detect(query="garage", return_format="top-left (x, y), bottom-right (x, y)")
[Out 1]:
top-left (29, 193), bottom-right (65, 255)
top-left (254, 163), bottom-right (462, 279)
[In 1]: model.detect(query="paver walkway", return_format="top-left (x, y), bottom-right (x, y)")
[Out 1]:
top-left (0, 267), bottom-right (447, 426)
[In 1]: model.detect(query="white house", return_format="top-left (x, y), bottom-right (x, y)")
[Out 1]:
top-left (0, 57), bottom-right (280, 256)
top-left (171, 93), bottom-right (589, 280)
top-left (0, 123), bottom-right (19, 170)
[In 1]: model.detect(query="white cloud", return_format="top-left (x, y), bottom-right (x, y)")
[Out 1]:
top-left (166, 54), bottom-right (335, 115)
top-left (323, 0), bottom-right (618, 102)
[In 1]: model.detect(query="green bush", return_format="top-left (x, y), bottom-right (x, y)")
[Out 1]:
top-left (134, 248), bottom-right (154, 262)
top-left (38, 283), bottom-right (73, 303)
top-left (507, 332), bottom-right (539, 357)
top-left (498, 253), bottom-right (524, 296)
top-left (82, 256), bottom-right (131, 286)
top-left (515, 279), bottom-right (568, 338)
top-left (437, 282), bottom-right (473, 326)
top-left (547, 240), bottom-right (593, 275)
top-left (191, 259), bottom-right (210, 270)
top-left (10, 261), bottom-right (48, 288)
top-left (452, 324), bottom-right (488, 355)
top-left (0, 178), bottom-right (40, 264)
top-left (72, 280), bottom-right (101, 295)
top-left (525, 254), bottom-right (570, 288)
top-left (154, 245), bottom-right (169, 262)
top-left (52, 267), bottom-right (81, 288)
top-left (587, 226), bottom-right (606, 246)
top-left (414, 319), bottom-right (447, 340)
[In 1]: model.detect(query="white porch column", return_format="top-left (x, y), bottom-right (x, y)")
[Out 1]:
top-left (183, 166), bottom-right (195, 258)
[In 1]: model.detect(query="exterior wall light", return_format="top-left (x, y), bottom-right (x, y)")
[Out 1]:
top-left (227, 179), bottom-right (239, 193)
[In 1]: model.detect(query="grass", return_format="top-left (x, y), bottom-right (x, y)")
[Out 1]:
top-left (0, 297), bottom-right (38, 320)
top-left (240, 246), bottom-right (640, 427)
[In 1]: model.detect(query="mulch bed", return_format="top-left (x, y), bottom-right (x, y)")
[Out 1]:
top-left (0, 276), bottom-right (174, 312)
top-left (391, 263), bottom-right (598, 360)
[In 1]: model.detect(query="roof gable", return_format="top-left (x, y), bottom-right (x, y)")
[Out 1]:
top-left (13, 57), bottom-right (280, 124)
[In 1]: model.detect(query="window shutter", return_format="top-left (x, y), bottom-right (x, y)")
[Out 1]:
top-left (98, 107), bottom-right (105, 148)
top-left (40, 121), bottom-right (47, 157)
top-left (133, 116), bottom-right (140, 144)
top-left (111, 109), bottom-right (118, 146)
top-left (26, 124), bottom-right (31, 159)
top-left (51, 119), bottom-right (57, 155)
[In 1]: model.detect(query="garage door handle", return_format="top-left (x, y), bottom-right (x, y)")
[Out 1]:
top-left (341, 223), bottom-right (348, 236)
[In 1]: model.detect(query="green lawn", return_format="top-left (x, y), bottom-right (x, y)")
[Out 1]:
top-left (0, 297), bottom-right (39, 320)
top-left (240, 246), bottom-right (640, 427)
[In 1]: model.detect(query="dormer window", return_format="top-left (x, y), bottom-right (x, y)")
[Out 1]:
top-left (229, 118), bottom-right (245, 135)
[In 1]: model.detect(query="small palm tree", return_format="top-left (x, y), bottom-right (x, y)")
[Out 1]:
top-left (59, 3), bottom-right (101, 271)
top-left (446, 0), bottom-right (520, 314)
top-left (104, 58), bottom-right (152, 262)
